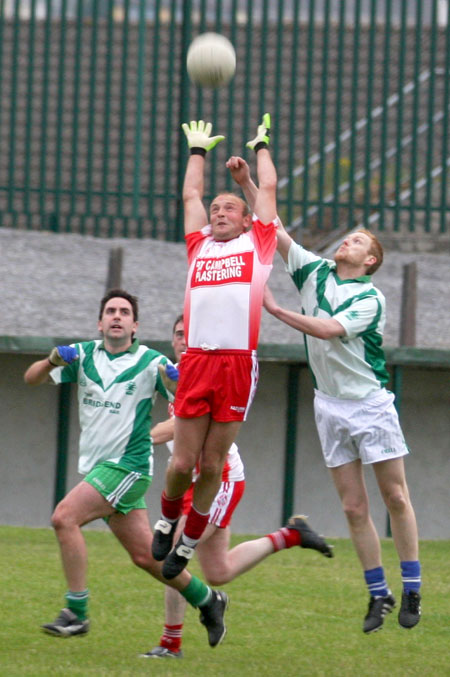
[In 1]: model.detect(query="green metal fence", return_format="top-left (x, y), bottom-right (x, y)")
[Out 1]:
top-left (0, 0), bottom-right (448, 242)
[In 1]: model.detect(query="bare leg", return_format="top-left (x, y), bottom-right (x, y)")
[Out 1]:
top-left (164, 415), bottom-right (211, 498)
top-left (193, 420), bottom-right (242, 513)
top-left (163, 586), bottom-right (188, 625)
top-left (158, 516), bottom-right (273, 626)
top-left (153, 417), bottom-right (214, 567)
top-left (108, 509), bottom-right (193, 591)
top-left (51, 481), bottom-right (116, 591)
top-left (161, 516), bottom-right (190, 627)
top-left (372, 458), bottom-right (419, 561)
top-left (161, 517), bottom-right (274, 617)
top-left (330, 460), bottom-right (382, 570)
top-left (160, 419), bottom-right (243, 579)
top-left (196, 526), bottom-right (274, 586)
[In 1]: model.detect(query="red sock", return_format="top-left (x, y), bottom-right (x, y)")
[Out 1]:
top-left (160, 623), bottom-right (183, 652)
top-left (184, 505), bottom-right (210, 541)
top-left (266, 527), bottom-right (301, 552)
top-left (161, 491), bottom-right (183, 521)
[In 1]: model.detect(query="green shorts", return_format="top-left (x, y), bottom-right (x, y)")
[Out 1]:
top-left (84, 461), bottom-right (152, 515)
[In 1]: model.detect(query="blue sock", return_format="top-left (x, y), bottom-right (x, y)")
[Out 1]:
top-left (400, 560), bottom-right (421, 593)
top-left (364, 567), bottom-right (389, 598)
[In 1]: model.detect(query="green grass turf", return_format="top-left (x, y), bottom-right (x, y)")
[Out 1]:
top-left (0, 526), bottom-right (448, 676)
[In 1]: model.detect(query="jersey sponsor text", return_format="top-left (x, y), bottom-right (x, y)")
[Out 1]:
top-left (83, 397), bottom-right (121, 411)
top-left (191, 252), bottom-right (253, 287)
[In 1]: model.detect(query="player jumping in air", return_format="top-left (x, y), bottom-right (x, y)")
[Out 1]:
top-left (152, 115), bottom-right (280, 580)
top-left (263, 226), bottom-right (422, 634)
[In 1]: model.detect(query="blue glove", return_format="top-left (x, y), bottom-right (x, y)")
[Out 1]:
top-left (48, 345), bottom-right (79, 367)
top-left (164, 363), bottom-right (179, 382)
top-left (158, 362), bottom-right (179, 395)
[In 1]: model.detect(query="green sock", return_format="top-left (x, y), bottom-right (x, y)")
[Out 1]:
top-left (180, 576), bottom-right (212, 608)
top-left (65, 590), bottom-right (89, 620)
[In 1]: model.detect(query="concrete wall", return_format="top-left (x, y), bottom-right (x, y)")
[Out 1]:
top-left (1, 354), bottom-right (449, 539)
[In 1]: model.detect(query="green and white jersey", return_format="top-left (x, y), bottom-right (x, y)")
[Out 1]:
top-left (287, 243), bottom-right (390, 399)
top-left (50, 339), bottom-right (174, 476)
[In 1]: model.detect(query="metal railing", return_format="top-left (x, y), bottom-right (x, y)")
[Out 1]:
top-left (280, 69), bottom-right (449, 231)
top-left (0, 0), bottom-right (448, 241)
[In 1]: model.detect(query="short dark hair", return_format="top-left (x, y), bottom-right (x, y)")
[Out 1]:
top-left (99, 289), bottom-right (139, 321)
top-left (172, 314), bottom-right (184, 334)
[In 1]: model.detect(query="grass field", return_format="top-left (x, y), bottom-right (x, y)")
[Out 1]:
top-left (1, 526), bottom-right (448, 677)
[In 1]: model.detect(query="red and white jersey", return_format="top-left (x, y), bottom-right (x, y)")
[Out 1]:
top-left (184, 216), bottom-right (278, 351)
top-left (165, 403), bottom-right (245, 482)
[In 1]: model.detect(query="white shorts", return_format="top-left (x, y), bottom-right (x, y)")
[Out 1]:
top-left (313, 388), bottom-right (409, 468)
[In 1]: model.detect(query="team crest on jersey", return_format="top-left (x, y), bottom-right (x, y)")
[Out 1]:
top-left (191, 251), bottom-right (254, 287)
top-left (345, 310), bottom-right (359, 320)
top-left (126, 381), bottom-right (136, 395)
top-left (79, 376), bottom-right (87, 387)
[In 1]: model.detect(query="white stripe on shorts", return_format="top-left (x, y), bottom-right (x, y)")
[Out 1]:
top-left (244, 351), bottom-right (259, 421)
top-left (209, 481), bottom-right (237, 527)
top-left (106, 471), bottom-right (141, 507)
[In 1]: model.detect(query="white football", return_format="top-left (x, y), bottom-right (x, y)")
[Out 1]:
top-left (186, 32), bottom-right (236, 89)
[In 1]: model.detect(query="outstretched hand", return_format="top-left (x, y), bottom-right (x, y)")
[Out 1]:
top-left (246, 113), bottom-right (271, 151)
top-left (182, 120), bottom-right (225, 153)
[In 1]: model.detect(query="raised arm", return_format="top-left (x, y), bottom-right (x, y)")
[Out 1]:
top-left (263, 286), bottom-right (345, 339)
top-left (182, 120), bottom-right (225, 235)
top-left (226, 156), bottom-right (258, 211)
top-left (276, 218), bottom-right (294, 262)
top-left (246, 113), bottom-right (277, 225)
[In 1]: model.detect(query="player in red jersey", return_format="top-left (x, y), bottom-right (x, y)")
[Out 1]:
top-left (152, 115), bottom-right (280, 579)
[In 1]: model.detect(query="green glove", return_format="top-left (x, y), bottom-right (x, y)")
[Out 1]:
top-left (182, 120), bottom-right (225, 156)
top-left (246, 113), bottom-right (271, 152)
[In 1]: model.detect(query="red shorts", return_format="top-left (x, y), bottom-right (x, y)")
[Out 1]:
top-left (174, 348), bottom-right (259, 422)
top-left (182, 479), bottom-right (246, 528)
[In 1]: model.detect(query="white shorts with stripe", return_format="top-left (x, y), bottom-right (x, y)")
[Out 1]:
top-left (313, 388), bottom-right (409, 468)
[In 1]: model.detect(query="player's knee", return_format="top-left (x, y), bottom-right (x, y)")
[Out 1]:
top-left (51, 504), bottom-right (72, 531)
top-left (384, 487), bottom-right (409, 514)
top-left (342, 499), bottom-right (369, 525)
top-left (202, 562), bottom-right (234, 587)
top-left (204, 567), bottom-right (232, 586)
top-left (171, 456), bottom-right (196, 476)
top-left (50, 512), bottom-right (62, 530)
top-left (130, 548), bottom-right (155, 571)
top-left (198, 458), bottom-right (223, 479)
